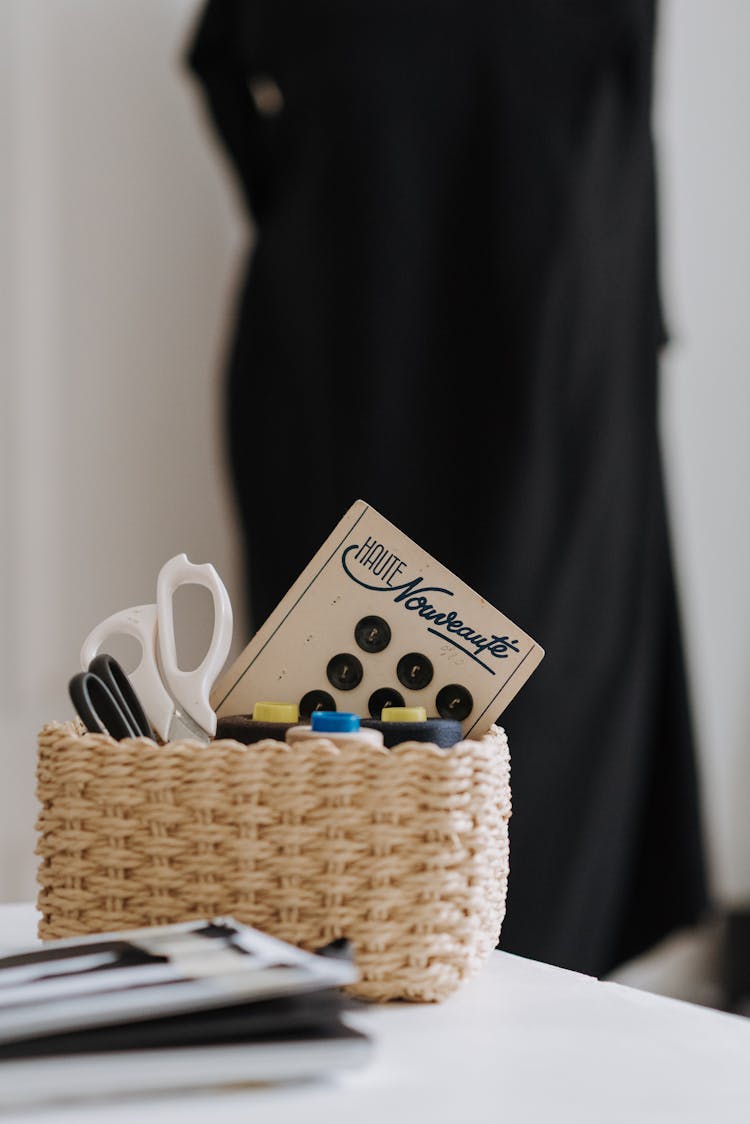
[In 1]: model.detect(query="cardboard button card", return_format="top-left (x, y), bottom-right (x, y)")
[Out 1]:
top-left (211, 500), bottom-right (544, 738)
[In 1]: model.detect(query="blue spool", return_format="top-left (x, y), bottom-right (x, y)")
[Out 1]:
top-left (310, 711), bottom-right (360, 734)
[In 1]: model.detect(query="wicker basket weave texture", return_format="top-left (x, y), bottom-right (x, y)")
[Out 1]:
top-left (36, 723), bottom-right (511, 1002)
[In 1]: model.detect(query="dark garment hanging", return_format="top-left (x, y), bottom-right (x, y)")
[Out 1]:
top-left (187, 0), bottom-right (708, 977)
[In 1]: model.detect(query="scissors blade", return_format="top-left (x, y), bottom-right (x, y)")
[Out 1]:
top-left (165, 707), bottom-right (210, 745)
top-left (153, 634), bottom-right (211, 743)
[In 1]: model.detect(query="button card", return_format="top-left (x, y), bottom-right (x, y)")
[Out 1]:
top-left (211, 500), bottom-right (544, 738)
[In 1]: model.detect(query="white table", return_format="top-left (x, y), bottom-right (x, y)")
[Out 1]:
top-left (1, 903), bottom-right (748, 1123)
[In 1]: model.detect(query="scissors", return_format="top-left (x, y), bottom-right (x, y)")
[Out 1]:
top-left (69, 653), bottom-right (154, 739)
top-left (80, 554), bottom-right (233, 744)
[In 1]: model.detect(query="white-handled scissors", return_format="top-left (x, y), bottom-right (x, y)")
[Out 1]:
top-left (81, 554), bottom-right (233, 744)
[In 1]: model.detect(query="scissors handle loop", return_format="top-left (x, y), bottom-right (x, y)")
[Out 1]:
top-left (69, 670), bottom-right (140, 740)
top-left (87, 653), bottom-right (153, 738)
top-left (156, 554), bottom-right (233, 738)
top-left (80, 603), bottom-right (176, 741)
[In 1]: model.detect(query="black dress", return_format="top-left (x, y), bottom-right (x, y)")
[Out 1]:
top-left (187, 0), bottom-right (707, 976)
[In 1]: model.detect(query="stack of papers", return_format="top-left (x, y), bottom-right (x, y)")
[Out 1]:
top-left (0, 918), bottom-right (370, 1106)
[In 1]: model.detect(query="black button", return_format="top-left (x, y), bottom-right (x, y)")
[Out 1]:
top-left (396, 653), bottom-right (434, 691)
top-left (435, 684), bottom-right (473, 721)
top-left (368, 687), bottom-right (405, 718)
top-left (354, 615), bottom-right (391, 653)
top-left (299, 690), bottom-right (336, 718)
top-left (326, 653), bottom-right (364, 691)
top-left (248, 76), bottom-right (284, 117)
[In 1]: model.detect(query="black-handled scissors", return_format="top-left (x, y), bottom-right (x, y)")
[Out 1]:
top-left (69, 653), bottom-right (153, 740)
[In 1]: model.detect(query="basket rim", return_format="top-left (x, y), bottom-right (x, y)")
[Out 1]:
top-left (38, 720), bottom-right (508, 759)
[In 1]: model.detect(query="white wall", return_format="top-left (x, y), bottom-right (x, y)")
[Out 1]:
top-left (1, 0), bottom-right (749, 912)
top-left (0, 0), bottom-right (246, 899)
top-left (657, 0), bottom-right (750, 905)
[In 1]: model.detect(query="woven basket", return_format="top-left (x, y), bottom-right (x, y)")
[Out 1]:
top-left (36, 723), bottom-right (511, 1002)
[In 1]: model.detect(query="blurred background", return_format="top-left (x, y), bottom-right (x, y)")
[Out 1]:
top-left (1, 0), bottom-right (749, 1006)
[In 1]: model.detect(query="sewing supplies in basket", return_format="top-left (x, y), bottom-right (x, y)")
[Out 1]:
top-left (71, 499), bottom-right (543, 745)
top-left (47, 500), bottom-right (539, 1002)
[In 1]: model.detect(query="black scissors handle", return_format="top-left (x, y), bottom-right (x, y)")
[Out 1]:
top-left (69, 654), bottom-right (153, 740)
top-left (88, 654), bottom-right (152, 737)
